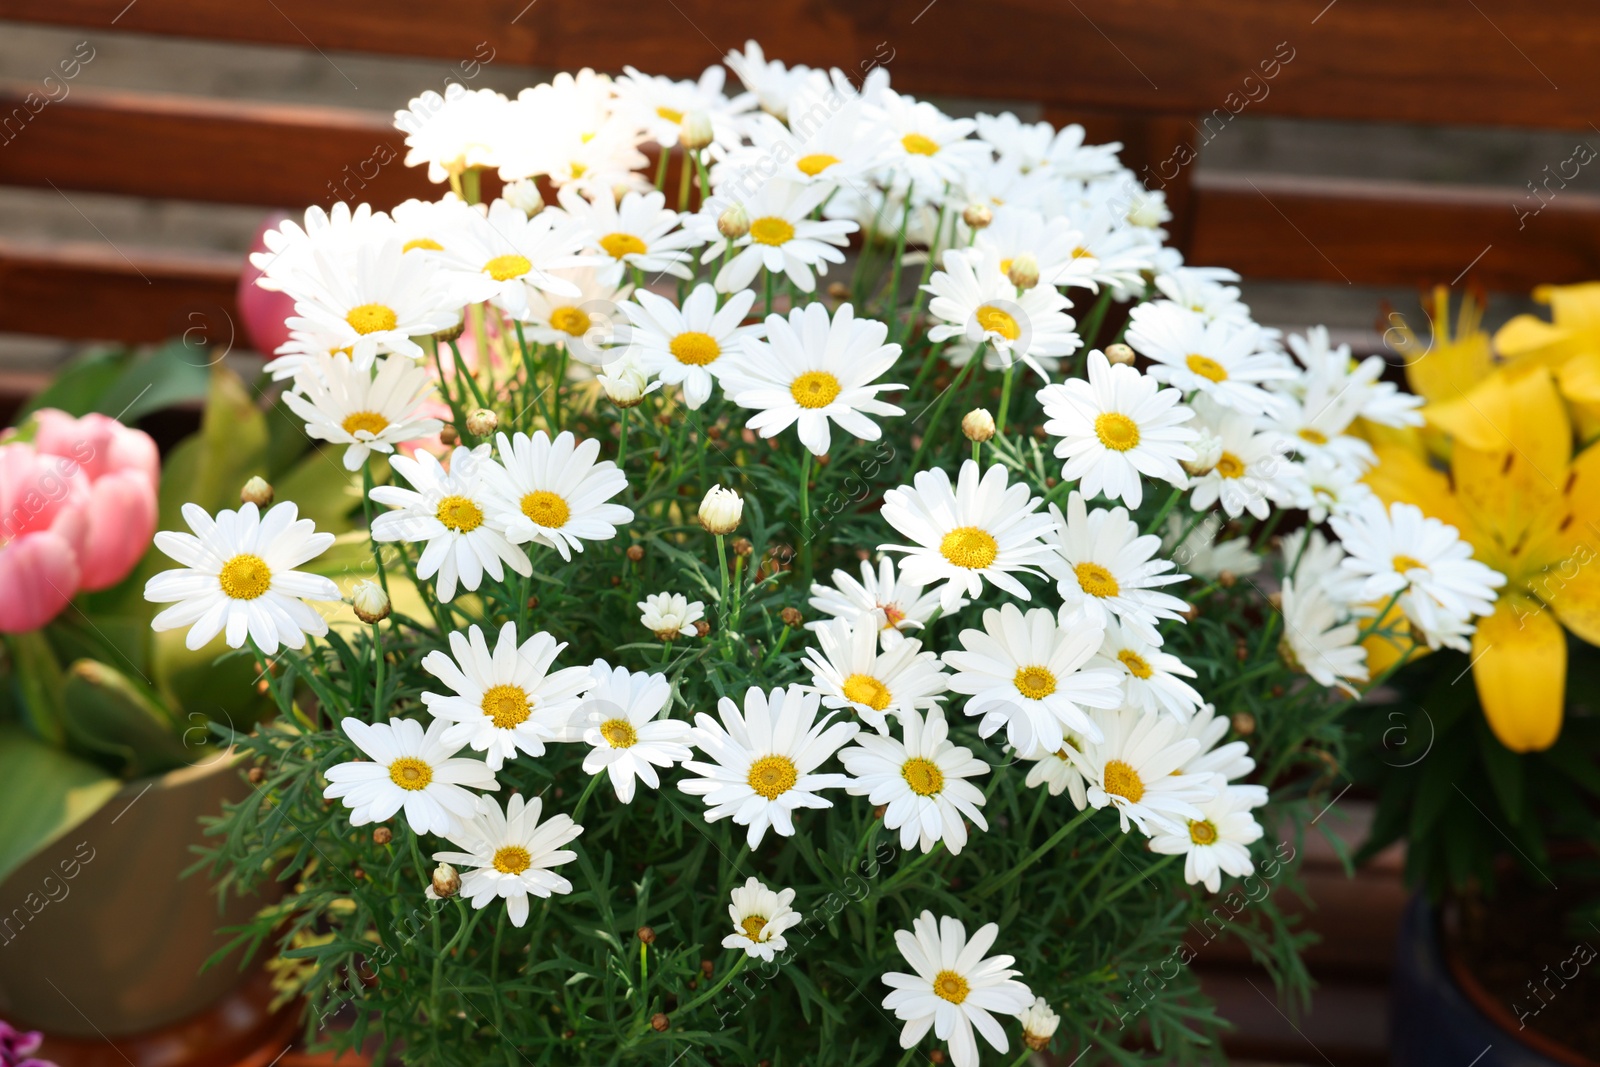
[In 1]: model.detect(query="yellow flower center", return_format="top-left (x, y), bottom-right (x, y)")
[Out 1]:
top-left (933, 970), bottom-right (969, 1003)
top-left (341, 411), bottom-right (390, 437)
top-left (388, 757), bottom-right (432, 791)
top-left (1102, 759), bottom-right (1145, 803)
top-left (656, 106), bottom-right (684, 124)
top-left (1298, 427), bottom-right (1328, 445)
top-left (346, 303), bottom-right (398, 335)
top-left (796, 153), bottom-right (840, 176)
top-left (549, 306), bottom-right (590, 336)
top-left (1393, 554), bottom-right (1427, 575)
top-left (481, 684), bottom-right (532, 728)
top-left (218, 554), bottom-right (272, 600)
top-left (402, 237), bottom-right (443, 253)
top-left (842, 673), bottom-right (892, 711)
top-left (975, 304), bottom-right (1021, 341)
top-left (436, 495), bottom-right (484, 532)
top-left (790, 370), bottom-right (842, 409)
top-left (599, 232), bottom-right (648, 260)
top-left (1074, 562), bottom-right (1120, 598)
top-left (1095, 412), bottom-right (1141, 452)
top-left (1188, 819), bottom-right (1218, 846)
top-left (939, 526), bottom-right (999, 570)
top-left (1071, 245), bottom-right (1093, 259)
top-left (741, 914), bottom-right (769, 940)
top-left (521, 490), bottom-right (571, 528)
top-left (901, 757), bottom-right (945, 797)
top-left (493, 845), bottom-right (532, 875)
top-left (902, 133), bottom-right (941, 156)
top-left (1117, 649), bottom-right (1153, 679)
top-left (747, 754), bottom-right (798, 799)
top-left (1013, 666), bottom-right (1057, 700)
top-left (483, 254), bottom-right (532, 281)
top-left (880, 604), bottom-right (907, 628)
top-left (600, 718), bottom-right (638, 748)
top-left (1185, 354), bottom-right (1228, 382)
top-left (1215, 452), bottom-right (1245, 479)
top-left (749, 216), bottom-right (796, 246)
top-left (670, 331), bottom-right (721, 366)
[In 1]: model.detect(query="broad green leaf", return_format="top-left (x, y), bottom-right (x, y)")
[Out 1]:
top-left (14, 347), bottom-right (129, 421)
top-left (94, 339), bottom-right (213, 424)
top-left (60, 659), bottom-right (190, 777)
top-left (4, 631), bottom-right (66, 746)
top-left (0, 726), bottom-right (121, 884)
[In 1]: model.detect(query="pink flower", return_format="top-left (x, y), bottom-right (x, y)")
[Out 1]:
top-left (0, 443), bottom-right (88, 633)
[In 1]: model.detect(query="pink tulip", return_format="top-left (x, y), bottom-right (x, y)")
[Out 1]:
top-left (238, 211), bottom-right (297, 358)
top-left (0, 443), bottom-right (88, 633)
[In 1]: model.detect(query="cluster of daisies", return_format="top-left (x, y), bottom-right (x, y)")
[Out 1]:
top-left (142, 41), bottom-right (1513, 1067)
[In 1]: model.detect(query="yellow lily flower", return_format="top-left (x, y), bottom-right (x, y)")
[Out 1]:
top-left (1366, 364), bottom-right (1600, 752)
top-left (1493, 282), bottom-right (1600, 434)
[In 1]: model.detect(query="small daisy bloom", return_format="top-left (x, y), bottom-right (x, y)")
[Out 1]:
top-left (1126, 302), bottom-right (1294, 417)
top-left (802, 616), bottom-right (950, 734)
top-left (619, 284), bottom-right (762, 409)
top-left (722, 877), bottom-right (803, 962)
top-left (576, 659), bottom-right (693, 804)
top-left (639, 591), bottom-right (705, 640)
top-left (558, 185), bottom-right (702, 284)
top-left (943, 604), bottom-right (1122, 754)
top-left (1283, 451), bottom-right (1376, 525)
top-left (249, 201), bottom-right (390, 297)
top-left (925, 248), bottom-right (1080, 379)
top-left (1023, 742), bottom-right (1089, 809)
top-left (840, 707), bottom-right (989, 855)
top-left (481, 430), bottom-right (632, 560)
top-left (1186, 397), bottom-right (1296, 521)
top-left (1071, 706), bottom-right (1217, 836)
top-left (976, 111), bottom-right (1123, 180)
top-left (1039, 349), bottom-right (1198, 507)
top-left (1175, 704), bottom-right (1266, 805)
top-left (286, 240), bottom-right (461, 362)
top-left (723, 39), bottom-right (810, 121)
top-left (519, 267), bottom-right (633, 358)
top-left (1163, 512), bottom-right (1260, 583)
top-left (1090, 619), bottom-right (1204, 719)
top-left (879, 461), bottom-right (1057, 612)
top-left (807, 557), bottom-right (963, 650)
top-left (881, 911), bottom-right (1034, 1067)
top-left (420, 622), bottom-right (593, 771)
top-left (1018, 996), bottom-right (1062, 1051)
top-left (369, 446), bottom-right (531, 603)
top-left (263, 326), bottom-right (356, 383)
top-left (613, 64), bottom-right (754, 152)
top-left (1280, 576), bottom-right (1368, 695)
top-left (394, 83), bottom-right (511, 182)
top-left (282, 353), bottom-right (444, 471)
top-left (323, 716), bottom-right (498, 836)
top-left (718, 86), bottom-right (888, 188)
top-left (730, 302), bottom-right (905, 456)
top-left (431, 793), bottom-right (582, 926)
top-left (692, 178), bottom-right (856, 294)
top-left (1047, 492), bottom-right (1190, 646)
top-left (870, 91), bottom-right (992, 191)
top-left (145, 501), bottom-right (340, 653)
top-left (434, 199), bottom-right (594, 318)
top-left (678, 684), bottom-right (859, 848)
top-left (1148, 786), bottom-right (1263, 893)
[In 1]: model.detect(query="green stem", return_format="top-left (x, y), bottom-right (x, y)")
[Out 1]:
top-left (360, 462), bottom-right (390, 597)
top-left (881, 182), bottom-right (915, 324)
top-left (1078, 287), bottom-right (1115, 351)
top-left (674, 954), bottom-right (748, 1019)
top-left (977, 807), bottom-right (1094, 898)
top-left (995, 362), bottom-right (1018, 437)
top-left (370, 621), bottom-right (384, 718)
top-left (909, 349), bottom-right (981, 472)
top-left (1143, 486), bottom-right (1184, 537)
top-left (798, 450), bottom-right (814, 583)
top-left (617, 405), bottom-right (631, 466)
top-left (716, 534), bottom-right (731, 621)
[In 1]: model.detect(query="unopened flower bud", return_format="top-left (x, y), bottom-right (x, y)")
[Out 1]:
top-left (1019, 997), bottom-right (1061, 1052)
top-left (1104, 342), bottom-right (1136, 366)
top-left (599, 360), bottom-right (651, 408)
top-left (1127, 191), bottom-right (1168, 229)
top-left (247, 766), bottom-right (266, 784)
top-left (1231, 711), bottom-right (1256, 736)
top-left (699, 485), bottom-right (744, 535)
top-left (502, 178), bottom-right (545, 216)
top-left (440, 425), bottom-right (459, 447)
top-left (962, 408), bottom-right (996, 443)
top-left (717, 202), bottom-right (751, 241)
top-left (826, 281), bottom-right (850, 300)
top-left (637, 925), bottom-right (657, 944)
top-left (681, 111), bottom-right (714, 151)
top-left (372, 826), bottom-right (393, 845)
top-left (962, 203), bottom-right (993, 230)
top-left (1218, 570), bottom-right (1237, 588)
top-left (351, 579), bottom-right (391, 624)
top-left (1007, 253), bottom-right (1040, 290)
top-left (1181, 430), bottom-right (1223, 477)
top-left (731, 537), bottom-right (753, 557)
top-left (430, 862), bottom-right (460, 899)
top-left (466, 408), bottom-right (498, 437)
top-left (626, 544), bottom-right (645, 562)
top-left (241, 476), bottom-right (274, 507)
top-left (694, 620), bottom-right (712, 638)
top-left (780, 606), bottom-right (804, 627)
top-left (650, 1013), bottom-right (670, 1033)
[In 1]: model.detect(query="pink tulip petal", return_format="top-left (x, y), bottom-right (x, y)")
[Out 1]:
top-left (0, 530), bottom-right (81, 633)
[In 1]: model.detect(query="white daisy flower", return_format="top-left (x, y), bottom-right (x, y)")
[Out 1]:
top-left (976, 112), bottom-right (1124, 180)
top-left (691, 178), bottom-right (856, 294)
top-left (519, 266), bottom-right (633, 357)
top-left (1090, 619), bottom-right (1203, 719)
top-left (369, 445), bottom-right (531, 603)
top-left (879, 460), bottom-right (1058, 612)
top-left (613, 64), bottom-right (754, 152)
top-left (638, 592), bottom-right (705, 640)
top-left (389, 194), bottom-right (480, 256)
top-left (729, 302), bottom-right (905, 456)
top-left (433, 199), bottom-right (594, 318)
top-left (1058, 204), bottom-right (1161, 297)
top-left (286, 239), bottom-right (461, 362)
top-left (678, 684), bottom-right (858, 849)
top-left (1148, 786), bottom-right (1263, 893)
top-left (1071, 706), bottom-right (1217, 836)
top-left (323, 716), bottom-right (498, 836)
top-left (263, 327), bottom-right (357, 383)
top-left (145, 501), bottom-right (340, 653)
top-left (1265, 390), bottom-right (1376, 474)
top-left (881, 911), bottom-right (1034, 1067)
top-left (619, 284), bottom-right (763, 409)
top-left (869, 91), bottom-right (992, 192)
top-left (1282, 451), bottom-right (1376, 525)
top-left (574, 659), bottom-right (693, 804)
top-left (1280, 576), bottom-right (1369, 695)
top-left (973, 205), bottom-right (1098, 292)
top-left (431, 793), bottom-right (581, 926)
top-left (1284, 325), bottom-right (1423, 428)
top-left (282, 353), bottom-right (443, 471)
top-left (723, 40), bottom-right (810, 121)
top-left (943, 603), bottom-right (1122, 754)
top-left (717, 83), bottom-right (889, 188)
top-left (1281, 527), bottom-right (1365, 606)
top-left (1153, 267), bottom-right (1252, 326)
top-left (1185, 397), bottom-right (1294, 522)
top-left (1046, 492), bottom-right (1190, 646)
top-left (1162, 512), bottom-right (1261, 583)
top-left (806, 557), bottom-right (963, 651)
top-left (558, 185), bottom-right (702, 284)
top-left (840, 707), bottom-right (989, 855)
top-left (1022, 742), bottom-right (1089, 809)
top-left (394, 83), bottom-right (512, 183)
top-left (1175, 704), bottom-right (1265, 806)
top-left (1126, 302), bottom-right (1294, 417)
top-left (1038, 349), bottom-right (1198, 507)
top-left (480, 430), bottom-right (632, 561)
top-left (924, 248), bottom-right (1080, 380)
top-left (801, 616), bottom-right (950, 734)
top-left (722, 877), bottom-right (803, 962)
top-left (1018, 995), bottom-right (1063, 1051)
top-left (419, 622), bottom-right (593, 771)
top-left (249, 202), bottom-right (391, 297)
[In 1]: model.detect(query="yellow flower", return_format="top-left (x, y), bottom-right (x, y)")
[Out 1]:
top-left (1493, 282), bottom-right (1600, 435)
top-left (1366, 364), bottom-right (1600, 752)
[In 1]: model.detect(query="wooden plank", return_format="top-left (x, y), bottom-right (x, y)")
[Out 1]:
top-left (0, 83), bottom-right (436, 208)
top-left (0, 237), bottom-right (239, 342)
top-left (1188, 171), bottom-right (1600, 290)
top-left (5, 0), bottom-right (1600, 130)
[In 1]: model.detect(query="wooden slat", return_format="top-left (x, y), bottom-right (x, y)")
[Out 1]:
top-left (6, 0), bottom-right (1600, 130)
top-left (1189, 171), bottom-right (1600, 289)
top-left (0, 83), bottom-right (435, 208)
top-left (0, 237), bottom-right (238, 342)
